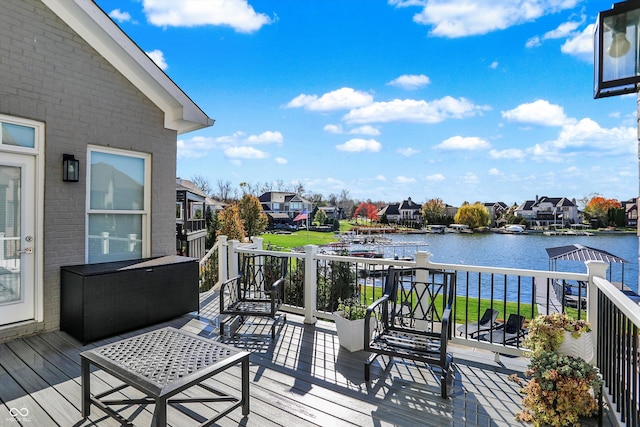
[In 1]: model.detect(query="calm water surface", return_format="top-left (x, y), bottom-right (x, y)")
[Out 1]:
top-left (367, 232), bottom-right (639, 293)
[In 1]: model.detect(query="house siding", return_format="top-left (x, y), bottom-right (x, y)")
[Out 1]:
top-left (0, 0), bottom-right (177, 340)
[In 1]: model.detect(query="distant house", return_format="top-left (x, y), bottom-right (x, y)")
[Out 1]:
top-left (0, 0), bottom-right (212, 342)
top-left (622, 198), bottom-right (638, 227)
top-left (318, 206), bottom-right (341, 221)
top-left (379, 198), bottom-right (422, 225)
top-left (176, 178), bottom-right (211, 258)
top-left (482, 202), bottom-right (508, 227)
top-left (259, 192), bottom-right (313, 225)
top-left (515, 196), bottom-right (579, 227)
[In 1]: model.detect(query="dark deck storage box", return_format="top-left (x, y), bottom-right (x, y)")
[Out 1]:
top-left (61, 255), bottom-right (199, 344)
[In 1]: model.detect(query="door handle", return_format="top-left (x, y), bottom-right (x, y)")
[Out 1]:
top-left (18, 247), bottom-right (33, 254)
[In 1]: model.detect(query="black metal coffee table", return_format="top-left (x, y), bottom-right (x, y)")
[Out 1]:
top-left (80, 327), bottom-right (250, 426)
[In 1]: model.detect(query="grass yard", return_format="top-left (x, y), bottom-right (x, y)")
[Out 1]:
top-left (260, 230), bottom-right (339, 250)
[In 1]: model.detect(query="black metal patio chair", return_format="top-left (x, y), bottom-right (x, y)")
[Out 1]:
top-left (220, 254), bottom-right (287, 338)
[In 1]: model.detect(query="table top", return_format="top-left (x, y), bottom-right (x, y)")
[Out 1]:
top-left (81, 327), bottom-right (249, 397)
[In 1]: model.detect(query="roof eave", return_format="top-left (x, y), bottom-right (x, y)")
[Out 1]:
top-left (42, 0), bottom-right (214, 134)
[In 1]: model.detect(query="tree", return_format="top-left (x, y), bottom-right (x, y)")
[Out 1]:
top-left (314, 209), bottom-right (328, 225)
top-left (191, 175), bottom-right (212, 196)
top-left (454, 202), bottom-right (490, 229)
top-left (353, 202), bottom-right (378, 224)
top-left (215, 179), bottom-right (233, 203)
top-left (217, 204), bottom-right (246, 241)
top-left (583, 196), bottom-right (621, 227)
top-left (237, 194), bottom-right (268, 237)
top-left (421, 198), bottom-right (447, 225)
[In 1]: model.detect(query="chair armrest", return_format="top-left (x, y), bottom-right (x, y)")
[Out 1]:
top-left (365, 295), bottom-right (389, 350)
top-left (439, 306), bottom-right (452, 364)
top-left (220, 275), bottom-right (242, 313)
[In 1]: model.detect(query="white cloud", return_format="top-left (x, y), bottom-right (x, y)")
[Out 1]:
top-left (324, 124), bottom-right (342, 134)
top-left (275, 157), bottom-right (288, 164)
top-left (142, 0), bottom-right (272, 33)
top-left (397, 147), bottom-right (421, 157)
top-left (336, 138), bottom-right (382, 152)
top-left (388, 74), bottom-right (431, 90)
top-left (502, 100), bottom-right (574, 127)
top-left (425, 173), bottom-right (446, 182)
top-left (177, 130), bottom-right (282, 158)
top-left (561, 24), bottom-right (595, 62)
top-left (529, 118), bottom-right (636, 160)
top-left (146, 49), bottom-right (168, 70)
top-left (543, 19), bottom-right (582, 40)
top-left (390, 0), bottom-right (581, 38)
top-left (395, 176), bottom-right (416, 184)
top-left (343, 96), bottom-right (489, 124)
top-left (224, 146), bottom-right (269, 159)
top-left (286, 87), bottom-right (373, 111)
top-left (349, 125), bottom-right (380, 136)
top-left (489, 148), bottom-right (525, 159)
top-left (434, 136), bottom-right (490, 150)
top-left (246, 131), bottom-right (283, 144)
top-left (526, 36), bottom-right (541, 48)
top-left (462, 172), bottom-right (479, 184)
top-left (324, 124), bottom-right (380, 135)
top-left (489, 168), bottom-right (502, 175)
top-left (109, 9), bottom-right (132, 23)
top-left (374, 175), bottom-right (386, 181)
top-left (489, 61), bottom-right (499, 69)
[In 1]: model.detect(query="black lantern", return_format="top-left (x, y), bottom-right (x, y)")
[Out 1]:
top-left (63, 154), bottom-right (79, 182)
top-left (595, 0), bottom-right (640, 98)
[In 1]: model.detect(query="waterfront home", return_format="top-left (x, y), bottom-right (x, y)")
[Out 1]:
top-left (515, 195), bottom-right (579, 228)
top-left (0, 0), bottom-right (212, 342)
top-left (259, 191), bottom-right (313, 226)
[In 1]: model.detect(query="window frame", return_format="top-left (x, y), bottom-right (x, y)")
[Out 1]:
top-left (85, 145), bottom-right (151, 264)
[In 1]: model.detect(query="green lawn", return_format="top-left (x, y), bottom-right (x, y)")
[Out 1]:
top-left (260, 230), bottom-right (339, 250)
top-left (260, 220), bottom-right (355, 250)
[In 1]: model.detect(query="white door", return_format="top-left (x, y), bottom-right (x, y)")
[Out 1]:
top-left (0, 152), bottom-right (36, 324)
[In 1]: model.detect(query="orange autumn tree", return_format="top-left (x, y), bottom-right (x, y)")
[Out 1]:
top-left (583, 196), bottom-right (621, 227)
top-left (353, 202), bottom-right (378, 224)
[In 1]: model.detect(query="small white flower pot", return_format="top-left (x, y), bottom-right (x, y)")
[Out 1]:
top-left (332, 311), bottom-right (372, 352)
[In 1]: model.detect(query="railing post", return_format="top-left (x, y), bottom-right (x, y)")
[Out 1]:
top-left (303, 244), bottom-right (317, 325)
top-left (252, 236), bottom-right (263, 249)
top-left (217, 236), bottom-right (228, 283)
top-left (228, 240), bottom-right (240, 279)
top-left (586, 260), bottom-right (608, 364)
top-left (415, 251), bottom-right (432, 268)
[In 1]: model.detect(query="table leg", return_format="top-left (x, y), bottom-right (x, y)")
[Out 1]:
top-left (81, 357), bottom-right (91, 417)
top-left (154, 396), bottom-right (167, 427)
top-left (242, 355), bottom-right (250, 416)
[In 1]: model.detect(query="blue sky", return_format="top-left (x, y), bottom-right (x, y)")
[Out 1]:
top-left (94, 0), bottom-right (636, 207)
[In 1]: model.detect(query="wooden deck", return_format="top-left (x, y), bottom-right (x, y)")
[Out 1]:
top-left (0, 289), bottom-right (610, 426)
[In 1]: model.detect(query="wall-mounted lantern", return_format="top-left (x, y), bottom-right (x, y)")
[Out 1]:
top-left (63, 154), bottom-right (79, 182)
top-left (595, 0), bottom-right (640, 98)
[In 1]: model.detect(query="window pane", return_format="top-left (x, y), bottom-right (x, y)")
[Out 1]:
top-left (87, 214), bottom-right (142, 263)
top-left (90, 151), bottom-right (144, 210)
top-left (2, 123), bottom-right (35, 148)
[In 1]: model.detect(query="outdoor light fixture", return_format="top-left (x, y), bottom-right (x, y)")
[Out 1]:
top-left (63, 154), bottom-right (79, 182)
top-left (595, 0), bottom-right (640, 98)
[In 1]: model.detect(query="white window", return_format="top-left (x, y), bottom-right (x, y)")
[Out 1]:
top-left (86, 146), bottom-right (150, 263)
top-left (176, 202), bottom-right (183, 220)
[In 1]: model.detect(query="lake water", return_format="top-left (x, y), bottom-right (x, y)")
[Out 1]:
top-left (357, 232), bottom-right (639, 294)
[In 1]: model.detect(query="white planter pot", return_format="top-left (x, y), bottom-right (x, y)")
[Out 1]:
top-left (332, 311), bottom-right (373, 352)
top-left (558, 331), bottom-right (594, 363)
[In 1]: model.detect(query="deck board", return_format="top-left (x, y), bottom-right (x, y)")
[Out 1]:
top-left (0, 288), bottom-right (610, 426)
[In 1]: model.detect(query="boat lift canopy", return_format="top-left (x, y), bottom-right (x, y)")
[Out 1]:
top-left (546, 244), bottom-right (627, 284)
